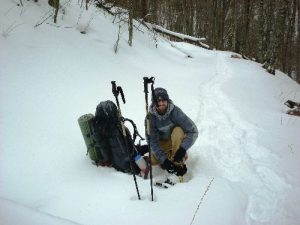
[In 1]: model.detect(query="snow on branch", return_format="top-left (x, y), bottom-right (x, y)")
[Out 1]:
top-left (151, 24), bottom-right (205, 42)
top-left (149, 23), bottom-right (210, 49)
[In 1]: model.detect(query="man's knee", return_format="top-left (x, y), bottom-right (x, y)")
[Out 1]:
top-left (171, 127), bottom-right (185, 141)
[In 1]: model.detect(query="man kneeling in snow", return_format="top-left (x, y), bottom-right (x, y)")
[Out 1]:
top-left (147, 88), bottom-right (198, 182)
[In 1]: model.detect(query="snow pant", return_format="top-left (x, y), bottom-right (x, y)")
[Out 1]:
top-left (151, 127), bottom-right (187, 165)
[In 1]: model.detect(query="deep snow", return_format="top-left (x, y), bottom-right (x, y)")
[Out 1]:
top-left (1, 1), bottom-right (300, 225)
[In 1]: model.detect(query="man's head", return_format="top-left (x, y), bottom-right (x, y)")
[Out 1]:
top-left (153, 87), bottom-right (169, 114)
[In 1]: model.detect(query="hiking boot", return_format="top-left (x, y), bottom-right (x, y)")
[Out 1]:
top-left (167, 173), bottom-right (186, 183)
top-left (174, 163), bottom-right (187, 176)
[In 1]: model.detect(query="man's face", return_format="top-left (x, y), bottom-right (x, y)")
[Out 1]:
top-left (156, 99), bottom-right (168, 114)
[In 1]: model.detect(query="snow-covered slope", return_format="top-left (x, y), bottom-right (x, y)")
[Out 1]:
top-left (1, 1), bottom-right (299, 225)
top-left (0, 198), bottom-right (80, 225)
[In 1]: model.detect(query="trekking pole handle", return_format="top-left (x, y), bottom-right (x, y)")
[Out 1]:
top-left (111, 81), bottom-right (126, 104)
top-left (143, 77), bottom-right (149, 94)
top-left (143, 76), bottom-right (155, 108)
top-left (143, 77), bottom-right (155, 93)
top-left (111, 81), bottom-right (127, 137)
top-left (146, 77), bottom-right (155, 102)
top-left (117, 86), bottom-right (126, 104)
top-left (149, 77), bottom-right (155, 84)
top-left (111, 81), bottom-right (117, 96)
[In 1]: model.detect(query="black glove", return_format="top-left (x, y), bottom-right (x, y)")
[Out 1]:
top-left (174, 147), bottom-right (186, 162)
top-left (162, 159), bottom-right (176, 174)
top-left (175, 164), bottom-right (187, 176)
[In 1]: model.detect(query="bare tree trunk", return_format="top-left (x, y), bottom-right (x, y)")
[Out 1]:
top-left (285, 0), bottom-right (296, 76)
top-left (48, 0), bottom-right (59, 23)
top-left (232, 0), bottom-right (237, 51)
top-left (86, 0), bottom-right (89, 10)
top-left (141, 0), bottom-right (147, 20)
top-left (128, 0), bottom-right (133, 46)
top-left (245, 0), bottom-right (251, 54)
top-left (239, 0), bottom-right (250, 55)
top-left (219, 0), bottom-right (225, 49)
top-left (53, 0), bottom-right (59, 23)
top-left (216, 0), bottom-right (222, 49)
top-left (183, 0), bottom-right (193, 35)
top-left (150, 0), bottom-right (158, 24)
top-left (258, 0), bottom-right (266, 61)
top-left (211, 0), bottom-right (218, 48)
top-left (275, 0), bottom-right (288, 71)
top-left (297, 0), bottom-right (300, 83)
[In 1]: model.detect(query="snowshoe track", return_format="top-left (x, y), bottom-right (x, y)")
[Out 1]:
top-left (195, 52), bottom-right (290, 224)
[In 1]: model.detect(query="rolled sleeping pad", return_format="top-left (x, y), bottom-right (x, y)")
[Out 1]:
top-left (78, 113), bottom-right (102, 163)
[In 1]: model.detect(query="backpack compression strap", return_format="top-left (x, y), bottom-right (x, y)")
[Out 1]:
top-left (124, 117), bottom-right (145, 143)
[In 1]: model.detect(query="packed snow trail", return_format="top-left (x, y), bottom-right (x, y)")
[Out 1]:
top-left (193, 52), bottom-right (291, 225)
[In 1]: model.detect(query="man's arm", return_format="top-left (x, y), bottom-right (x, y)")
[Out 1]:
top-left (172, 106), bottom-right (198, 151)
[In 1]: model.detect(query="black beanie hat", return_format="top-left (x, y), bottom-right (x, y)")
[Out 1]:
top-left (152, 87), bottom-right (169, 103)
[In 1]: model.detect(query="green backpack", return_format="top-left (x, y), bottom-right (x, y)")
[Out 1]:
top-left (78, 101), bottom-right (145, 174)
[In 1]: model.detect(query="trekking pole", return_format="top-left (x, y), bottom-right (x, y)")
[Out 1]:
top-left (111, 81), bottom-right (141, 200)
top-left (143, 76), bottom-right (155, 201)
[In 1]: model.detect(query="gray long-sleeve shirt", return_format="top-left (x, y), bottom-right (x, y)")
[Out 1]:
top-left (148, 101), bottom-right (198, 163)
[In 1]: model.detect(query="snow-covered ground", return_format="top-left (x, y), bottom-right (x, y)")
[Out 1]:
top-left (1, 1), bottom-right (300, 225)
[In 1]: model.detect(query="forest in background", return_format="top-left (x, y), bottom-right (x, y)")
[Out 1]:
top-left (95, 0), bottom-right (300, 84)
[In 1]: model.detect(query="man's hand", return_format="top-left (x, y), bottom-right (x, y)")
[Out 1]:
top-left (162, 159), bottom-right (187, 176)
top-left (162, 159), bottom-right (176, 174)
top-left (174, 147), bottom-right (186, 162)
top-left (175, 164), bottom-right (187, 176)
